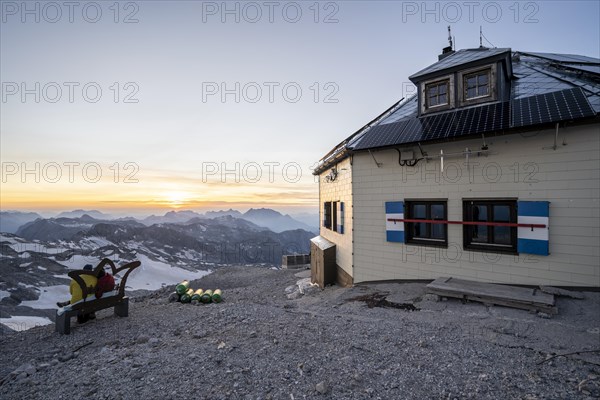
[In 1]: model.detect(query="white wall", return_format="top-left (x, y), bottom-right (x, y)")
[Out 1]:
top-left (319, 157), bottom-right (353, 278)
top-left (352, 123), bottom-right (600, 286)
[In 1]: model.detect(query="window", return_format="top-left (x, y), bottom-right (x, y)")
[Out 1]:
top-left (426, 80), bottom-right (449, 108)
top-left (323, 202), bottom-right (332, 229)
top-left (406, 201), bottom-right (447, 246)
top-left (464, 69), bottom-right (490, 100)
top-left (323, 201), bottom-right (344, 234)
top-left (420, 74), bottom-right (454, 114)
top-left (463, 200), bottom-right (517, 253)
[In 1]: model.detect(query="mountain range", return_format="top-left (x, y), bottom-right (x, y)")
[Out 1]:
top-left (0, 211), bottom-right (43, 234)
top-left (0, 208), bottom-right (317, 331)
top-left (0, 208), bottom-right (318, 235)
top-left (141, 208), bottom-right (316, 233)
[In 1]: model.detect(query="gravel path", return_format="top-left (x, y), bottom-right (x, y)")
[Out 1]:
top-left (1, 266), bottom-right (599, 399)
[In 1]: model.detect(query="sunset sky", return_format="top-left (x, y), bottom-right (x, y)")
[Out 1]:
top-left (1, 1), bottom-right (599, 217)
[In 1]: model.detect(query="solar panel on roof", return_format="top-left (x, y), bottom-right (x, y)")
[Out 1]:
top-left (395, 118), bottom-right (423, 144)
top-left (379, 96), bottom-right (419, 124)
top-left (350, 88), bottom-right (595, 151)
top-left (523, 52), bottom-right (600, 64)
top-left (563, 64), bottom-right (600, 76)
top-left (447, 102), bottom-right (509, 137)
top-left (511, 87), bottom-right (595, 127)
top-left (420, 112), bottom-right (453, 141)
top-left (351, 101), bottom-right (510, 150)
top-left (351, 120), bottom-right (408, 150)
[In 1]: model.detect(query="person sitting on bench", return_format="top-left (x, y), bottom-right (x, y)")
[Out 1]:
top-left (56, 264), bottom-right (98, 323)
top-left (95, 268), bottom-right (116, 298)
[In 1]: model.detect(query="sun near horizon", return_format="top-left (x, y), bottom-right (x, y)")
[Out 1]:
top-left (0, 163), bottom-right (319, 217)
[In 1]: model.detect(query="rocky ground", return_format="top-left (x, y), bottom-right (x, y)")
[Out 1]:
top-left (1, 266), bottom-right (599, 399)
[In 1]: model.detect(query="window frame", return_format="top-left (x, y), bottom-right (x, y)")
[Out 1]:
top-left (405, 200), bottom-right (448, 247)
top-left (463, 69), bottom-right (491, 100)
top-left (420, 74), bottom-right (455, 114)
top-left (323, 201), bottom-right (342, 233)
top-left (463, 199), bottom-right (518, 254)
top-left (323, 202), bottom-right (332, 229)
top-left (457, 63), bottom-right (497, 107)
top-left (425, 80), bottom-right (450, 108)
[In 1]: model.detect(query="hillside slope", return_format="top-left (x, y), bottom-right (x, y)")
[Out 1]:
top-left (1, 267), bottom-right (599, 399)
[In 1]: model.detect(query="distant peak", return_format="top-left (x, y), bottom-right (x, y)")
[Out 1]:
top-left (244, 208), bottom-right (281, 216)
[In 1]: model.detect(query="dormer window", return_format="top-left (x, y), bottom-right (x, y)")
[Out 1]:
top-left (464, 69), bottom-right (491, 100)
top-left (458, 63), bottom-right (497, 107)
top-left (426, 80), bottom-right (449, 108)
top-left (420, 74), bottom-right (455, 114)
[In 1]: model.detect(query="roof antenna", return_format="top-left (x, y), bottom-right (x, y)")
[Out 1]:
top-left (479, 26), bottom-right (483, 48)
top-left (448, 25), bottom-right (453, 49)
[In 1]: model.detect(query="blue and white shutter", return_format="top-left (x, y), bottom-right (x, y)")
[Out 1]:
top-left (337, 202), bottom-right (345, 234)
top-left (385, 201), bottom-right (404, 243)
top-left (517, 201), bottom-right (549, 256)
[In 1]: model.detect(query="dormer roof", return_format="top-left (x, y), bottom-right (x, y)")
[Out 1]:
top-left (409, 47), bottom-right (512, 83)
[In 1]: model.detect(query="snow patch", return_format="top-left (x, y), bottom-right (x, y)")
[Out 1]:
top-left (61, 254), bottom-right (100, 270)
top-left (0, 234), bottom-right (19, 244)
top-left (20, 285), bottom-right (67, 310)
top-left (81, 236), bottom-right (115, 248)
top-left (8, 242), bottom-right (67, 254)
top-left (127, 254), bottom-right (210, 290)
top-left (0, 316), bottom-right (52, 331)
top-left (0, 290), bottom-right (11, 300)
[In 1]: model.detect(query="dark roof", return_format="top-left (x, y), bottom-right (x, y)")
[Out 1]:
top-left (519, 52), bottom-right (600, 64)
top-left (349, 51), bottom-right (599, 151)
top-left (315, 49), bottom-right (600, 174)
top-left (409, 47), bottom-right (511, 81)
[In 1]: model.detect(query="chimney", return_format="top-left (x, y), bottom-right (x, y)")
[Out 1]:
top-left (439, 26), bottom-right (455, 60)
top-left (439, 46), bottom-right (454, 60)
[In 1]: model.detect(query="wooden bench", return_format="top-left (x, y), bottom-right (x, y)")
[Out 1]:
top-left (55, 258), bottom-right (141, 334)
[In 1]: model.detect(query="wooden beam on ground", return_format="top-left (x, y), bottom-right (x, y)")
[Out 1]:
top-left (426, 277), bottom-right (557, 314)
top-left (539, 286), bottom-right (585, 299)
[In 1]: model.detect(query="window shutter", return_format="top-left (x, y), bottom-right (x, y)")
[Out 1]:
top-left (337, 202), bottom-right (345, 234)
top-left (517, 201), bottom-right (549, 256)
top-left (385, 201), bottom-right (404, 243)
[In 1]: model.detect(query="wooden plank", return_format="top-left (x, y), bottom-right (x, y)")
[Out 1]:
top-left (427, 277), bottom-right (555, 307)
top-left (539, 286), bottom-right (585, 299)
top-left (426, 277), bottom-right (557, 314)
top-left (427, 287), bottom-right (558, 314)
